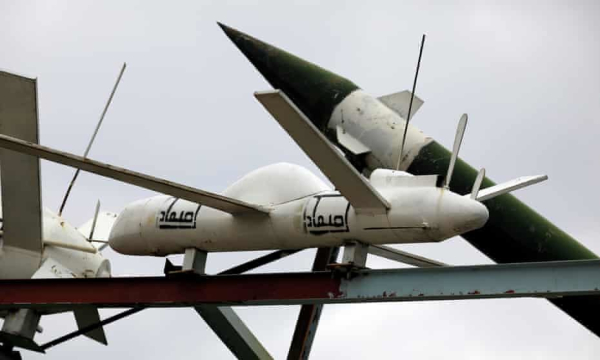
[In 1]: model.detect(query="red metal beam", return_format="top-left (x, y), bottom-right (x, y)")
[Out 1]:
top-left (0, 272), bottom-right (341, 309)
top-left (2, 260), bottom-right (600, 311)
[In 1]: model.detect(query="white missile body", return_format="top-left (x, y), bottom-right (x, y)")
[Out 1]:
top-left (330, 90), bottom-right (431, 172)
top-left (109, 163), bottom-right (488, 255)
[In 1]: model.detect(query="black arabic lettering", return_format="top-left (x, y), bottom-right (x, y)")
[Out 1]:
top-left (333, 215), bottom-right (344, 227)
top-left (308, 214), bottom-right (346, 228)
top-left (316, 215), bottom-right (325, 227)
top-left (158, 203), bottom-right (199, 229)
top-left (160, 211), bottom-right (196, 224)
top-left (305, 216), bottom-right (313, 227)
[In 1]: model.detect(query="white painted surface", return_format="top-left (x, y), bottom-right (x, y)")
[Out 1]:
top-left (0, 206), bottom-right (110, 279)
top-left (474, 174), bottom-right (548, 202)
top-left (255, 90), bottom-right (390, 214)
top-left (2, 2), bottom-right (596, 358)
top-left (329, 90), bottom-right (433, 172)
top-left (336, 125), bottom-right (370, 155)
top-left (377, 90), bottom-right (424, 120)
top-left (108, 164), bottom-right (488, 255)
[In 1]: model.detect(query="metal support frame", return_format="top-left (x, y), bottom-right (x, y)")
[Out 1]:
top-left (1, 310), bottom-right (39, 341)
top-left (183, 248), bottom-right (207, 274)
top-left (194, 306), bottom-right (272, 360)
top-left (185, 247), bottom-right (273, 359)
top-left (0, 346), bottom-right (21, 360)
top-left (368, 245), bottom-right (446, 267)
top-left (288, 247), bottom-right (339, 360)
top-left (39, 249), bottom-right (302, 357)
top-left (219, 249), bottom-right (300, 275)
top-left (73, 307), bottom-right (107, 345)
top-left (0, 309), bottom-right (44, 356)
top-left (35, 245), bottom-right (445, 359)
top-left (1, 260), bottom-right (599, 308)
top-left (41, 308), bottom-right (142, 351)
top-left (0, 310), bottom-right (41, 352)
top-left (342, 241), bottom-right (368, 267)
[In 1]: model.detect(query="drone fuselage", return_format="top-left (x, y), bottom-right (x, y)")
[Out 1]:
top-left (109, 164), bottom-right (488, 256)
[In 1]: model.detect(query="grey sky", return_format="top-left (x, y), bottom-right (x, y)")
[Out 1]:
top-left (2, 0), bottom-right (600, 358)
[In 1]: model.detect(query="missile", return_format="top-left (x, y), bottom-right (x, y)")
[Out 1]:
top-left (218, 24), bottom-right (600, 334)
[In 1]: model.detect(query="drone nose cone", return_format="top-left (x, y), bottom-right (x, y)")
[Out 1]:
top-left (218, 22), bottom-right (359, 131)
top-left (434, 191), bottom-right (489, 240)
top-left (108, 200), bottom-right (146, 255)
top-left (448, 196), bottom-right (489, 234)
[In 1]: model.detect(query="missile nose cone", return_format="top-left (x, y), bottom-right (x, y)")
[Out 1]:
top-left (217, 22), bottom-right (359, 131)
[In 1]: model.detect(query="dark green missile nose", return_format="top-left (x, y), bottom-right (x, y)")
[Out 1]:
top-left (218, 22), bottom-right (359, 131)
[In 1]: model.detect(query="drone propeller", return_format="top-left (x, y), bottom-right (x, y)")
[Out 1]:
top-left (470, 168), bottom-right (485, 200)
top-left (85, 200), bottom-right (111, 251)
top-left (442, 114), bottom-right (547, 201)
top-left (469, 174), bottom-right (548, 202)
top-left (444, 113), bottom-right (468, 188)
top-left (88, 200), bottom-right (101, 241)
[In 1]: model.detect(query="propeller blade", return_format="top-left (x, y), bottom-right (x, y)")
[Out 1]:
top-left (469, 175), bottom-right (548, 202)
top-left (444, 113), bottom-right (468, 188)
top-left (88, 200), bottom-right (101, 241)
top-left (470, 168), bottom-right (486, 200)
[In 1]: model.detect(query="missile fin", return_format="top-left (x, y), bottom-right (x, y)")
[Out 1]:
top-left (378, 90), bottom-right (424, 120)
top-left (336, 126), bottom-right (371, 155)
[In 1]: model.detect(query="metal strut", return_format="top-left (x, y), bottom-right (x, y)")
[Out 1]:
top-left (39, 248), bottom-right (303, 357)
top-left (288, 247), bottom-right (339, 360)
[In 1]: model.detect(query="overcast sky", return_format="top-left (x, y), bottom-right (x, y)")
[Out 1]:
top-left (2, 0), bottom-right (600, 359)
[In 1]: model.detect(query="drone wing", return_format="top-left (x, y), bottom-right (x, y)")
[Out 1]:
top-left (0, 134), bottom-right (269, 216)
top-left (0, 71), bottom-right (43, 279)
top-left (255, 89), bottom-right (390, 215)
